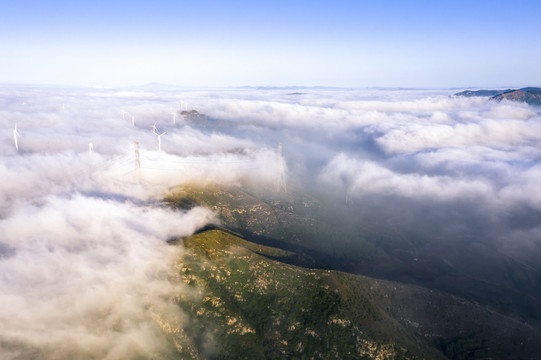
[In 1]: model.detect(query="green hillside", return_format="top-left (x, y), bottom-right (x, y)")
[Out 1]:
top-left (172, 228), bottom-right (421, 359)
top-left (165, 183), bottom-right (541, 322)
top-left (160, 184), bottom-right (541, 359)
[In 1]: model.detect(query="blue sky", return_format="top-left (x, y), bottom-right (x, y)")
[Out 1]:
top-left (1, 0), bottom-right (540, 88)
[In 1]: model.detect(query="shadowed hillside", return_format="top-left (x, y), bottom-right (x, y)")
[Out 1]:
top-left (490, 87), bottom-right (541, 106)
top-left (454, 87), bottom-right (541, 105)
top-left (165, 184), bottom-right (541, 322)
top-left (163, 184), bottom-right (541, 359)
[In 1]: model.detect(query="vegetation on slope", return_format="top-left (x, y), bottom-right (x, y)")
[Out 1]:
top-left (161, 184), bottom-right (541, 359)
top-left (171, 228), bottom-right (430, 359)
top-left (165, 183), bottom-right (541, 322)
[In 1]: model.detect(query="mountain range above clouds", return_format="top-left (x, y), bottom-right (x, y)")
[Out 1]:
top-left (455, 87), bottom-right (541, 106)
top-left (163, 184), bottom-right (541, 359)
top-left (3, 84), bottom-right (541, 359)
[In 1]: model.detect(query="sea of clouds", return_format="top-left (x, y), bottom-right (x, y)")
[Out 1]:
top-left (1, 84), bottom-right (540, 357)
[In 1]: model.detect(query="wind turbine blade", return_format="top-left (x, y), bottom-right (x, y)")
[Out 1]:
top-left (13, 131), bottom-right (19, 150)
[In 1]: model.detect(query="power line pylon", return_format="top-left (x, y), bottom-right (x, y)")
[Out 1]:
top-left (276, 143), bottom-right (287, 193)
top-left (134, 141), bottom-right (141, 171)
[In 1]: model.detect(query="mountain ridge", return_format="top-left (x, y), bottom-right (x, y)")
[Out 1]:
top-left (163, 183), bottom-right (541, 359)
top-left (454, 87), bottom-right (541, 105)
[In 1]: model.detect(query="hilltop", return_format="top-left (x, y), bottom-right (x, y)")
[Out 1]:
top-left (165, 184), bottom-right (541, 322)
top-left (162, 184), bottom-right (541, 359)
top-left (453, 89), bottom-right (507, 97)
top-left (490, 87), bottom-right (541, 106)
top-left (454, 87), bottom-right (541, 105)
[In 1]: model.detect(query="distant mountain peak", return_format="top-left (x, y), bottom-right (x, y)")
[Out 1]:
top-left (454, 87), bottom-right (541, 106)
top-left (490, 87), bottom-right (541, 106)
top-left (453, 89), bottom-right (507, 97)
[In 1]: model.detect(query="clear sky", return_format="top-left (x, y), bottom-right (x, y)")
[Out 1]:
top-left (1, 0), bottom-right (540, 88)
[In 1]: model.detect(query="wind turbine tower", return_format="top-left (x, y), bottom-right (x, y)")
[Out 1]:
top-left (276, 143), bottom-right (287, 193)
top-left (172, 111), bottom-right (177, 125)
top-left (13, 123), bottom-right (20, 151)
top-left (89, 142), bottom-right (93, 153)
top-left (153, 127), bottom-right (168, 152)
top-left (132, 116), bottom-right (135, 126)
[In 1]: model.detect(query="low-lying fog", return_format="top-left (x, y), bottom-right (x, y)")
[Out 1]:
top-left (1, 84), bottom-right (540, 357)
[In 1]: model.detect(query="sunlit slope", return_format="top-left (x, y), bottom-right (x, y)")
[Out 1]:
top-left (165, 184), bottom-right (541, 321)
top-left (165, 183), bottom-right (387, 267)
top-left (166, 227), bottom-right (541, 359)
top-left (164, 185), bottom-right (541, 359)
top-left (174, 228), bottom-right (433, 359)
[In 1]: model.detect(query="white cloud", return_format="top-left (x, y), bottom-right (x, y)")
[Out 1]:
top-left (319, 153), bottom-right (493, 203)
top-left (0, 85), bottom-right (289, 358)
top-left (2, 84), bottom-right (541, 355)
top-left (369, 115), bottom-right (541, 155)
top-left (0, 194), bottom-right (216, 359)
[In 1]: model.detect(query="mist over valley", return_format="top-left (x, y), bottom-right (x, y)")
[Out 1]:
top-left (1, 85), bottom-right (541, 358)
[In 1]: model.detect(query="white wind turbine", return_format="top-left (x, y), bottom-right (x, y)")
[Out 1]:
top-left (172, 111), bottom-right (176, 125)
top-left (153, 126), bottom-right (168, 152)
top-left (13, 122), bottom-right (20, 151)
top-left (122, 111), bottom-right (128, 121)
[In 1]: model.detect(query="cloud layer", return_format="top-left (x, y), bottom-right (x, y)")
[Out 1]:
top-left (1, 84), bottom-right (541, 356)
top-left (0, 86), bottom-right (229, 358)
top-left (0, 196), bottom-right (214, 359)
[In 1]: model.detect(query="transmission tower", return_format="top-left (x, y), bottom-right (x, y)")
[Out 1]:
top-left (276, 143), bottom-right (287, 193)
top-left (134, 141), bottom-right (141, 171)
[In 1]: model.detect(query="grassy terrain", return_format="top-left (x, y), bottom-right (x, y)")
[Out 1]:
top-left (170, 228), bottom-right (429, 359)
top-left (164, 183), bottom-right (387, 268)
top-left (161, 184), bottom-right (541, 358)
top-left (165, 183), bottom-right (541, 322)
top-left (160, 226), bottom-right (541, 359)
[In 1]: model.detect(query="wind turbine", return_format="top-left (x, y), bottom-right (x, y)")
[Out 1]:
top-left (122, 111), bottom-right (128, 121)
top-left (89, 142), bottom-right (93, 153)
top-left (132, 116), bottom-right (135, 126)
top-left (153, 127), bottom-right (168, 152)
top-left (172, 111), bottom-right (176, 125)
top-left (13, 122), bottom-right (20, 151)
